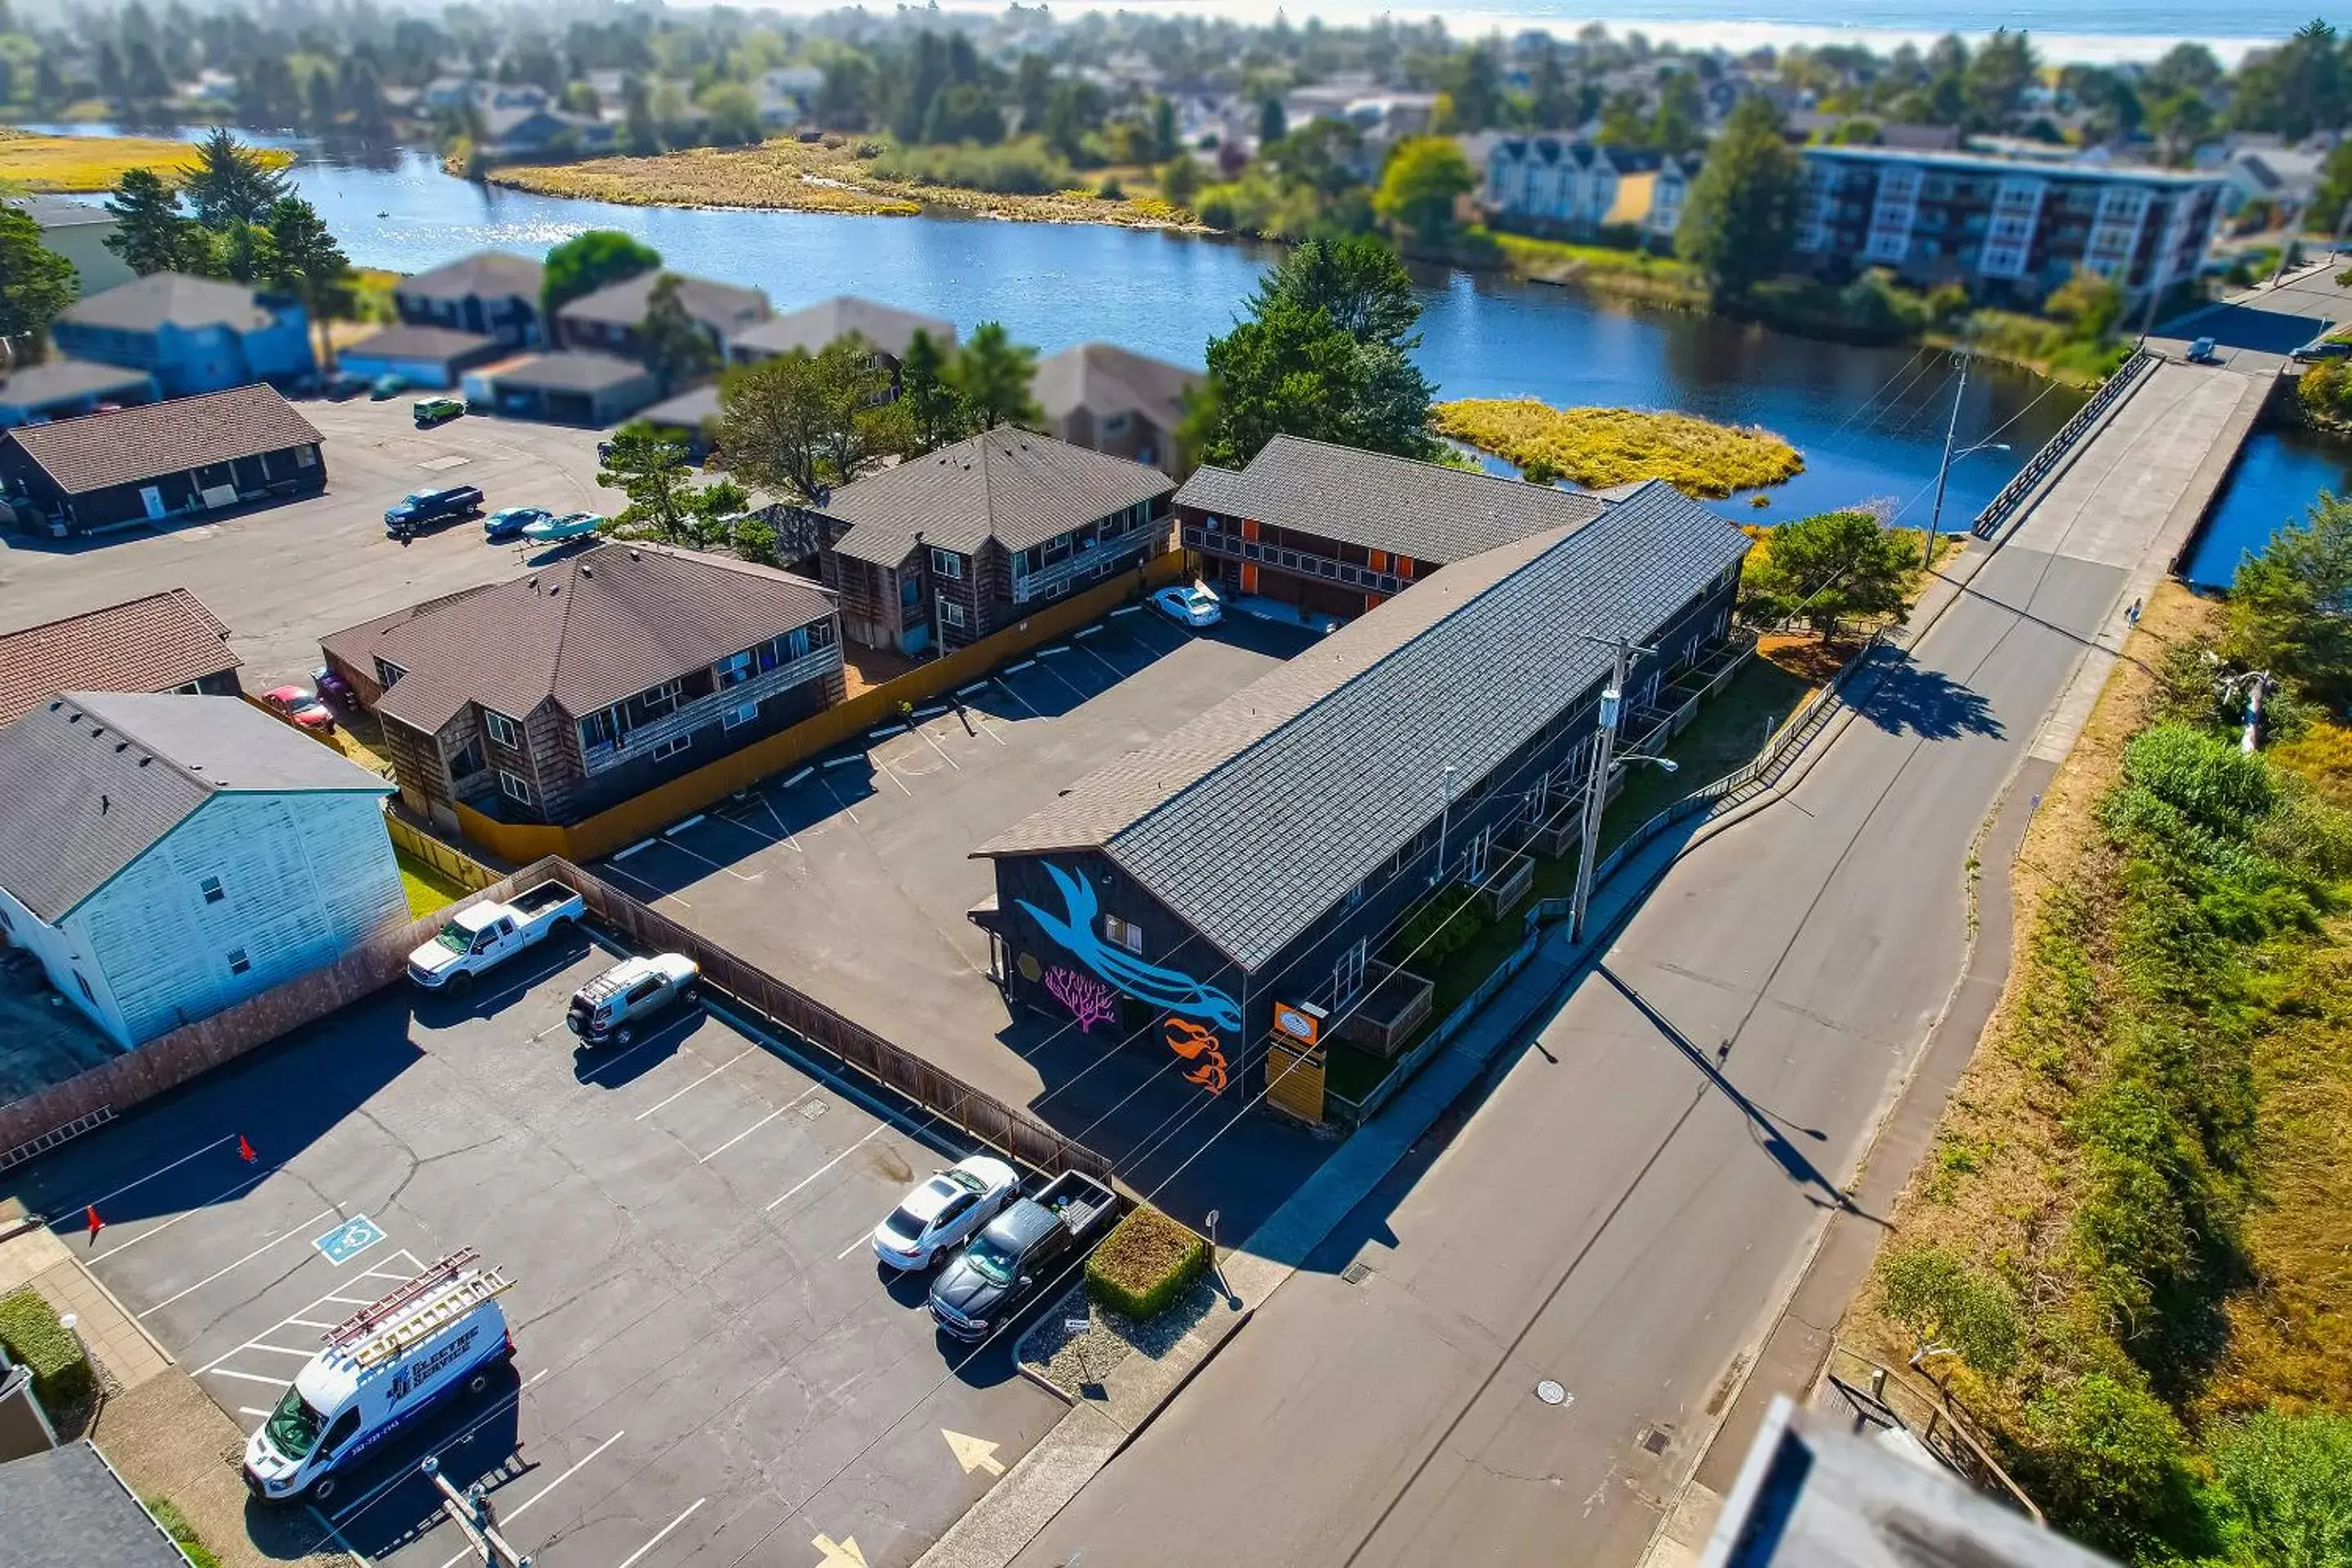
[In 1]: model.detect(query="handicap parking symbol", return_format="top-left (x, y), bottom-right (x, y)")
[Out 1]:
top-left (315, 1215), bottom-right (386, 1266)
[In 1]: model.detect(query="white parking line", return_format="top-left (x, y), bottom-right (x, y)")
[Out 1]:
top-left (88, 1165), bottom-right (275, 1261)
top-left (755, 790), bottom-right (804, 852)
top-left (248, 1343), bottom-right (315, 1357)
top-left (1032, 656), bottom-right (1092, 704)
top-left (431, 1429), bottom-right (626, 1568)
top-left (635, 1046), bottom-right (757, 1121)
top-left (698, 1088), bottom-right (817, 1164)
top-left (647, 830), bottom-right (760, 884)
top-left (614, 1499), bottom-right (707, 1568)
top-left (765, 1126), bottom-right (888, 1212)
top-left (137, 1207), bottom-right (336, 1319)
top-left (323, 1294), bottom-right (375, 1307)
top-left (814, 768), bottom-right (862, 825)
top-left (837, 1229), bottom-right (878, 1261)
top-left (61, 1134), bottom-right (236, 1217)
top-left (1073, 639), bottom-right (1127, 684)
top-left (286, 1318), bottom-right (336, 1330)
top-left (873, 751), bottom-right (915, 796)
top-left (361, 1267), bottom-right (412, 1281)
top-left (598, 858), bottom-right (693, 910)
top-left (914, 721), bottom-right (964, 772)
top-left (207, 1368), bottom-right (294, 1386)
top-left (991, 675), bottom-right (1042, 720)
top-left (331, 1369), bottom-right (550, 1525)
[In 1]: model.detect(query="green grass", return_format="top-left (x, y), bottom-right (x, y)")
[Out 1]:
top-left (142, 1498), bottom-right (221, 1568)
top-left (0, 1287), bottom-right (91, 1414)
top-left (395, 847), bottom-right (470, 919)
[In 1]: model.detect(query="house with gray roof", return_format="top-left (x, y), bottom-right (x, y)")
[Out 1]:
top-left (0, 691), bottom-right (403, 1049)
top-left (730, 296), bottom-right (957, 376)
top-left (393, 250), bottom-right (546, 346)
top-left (555, 270), bottom-right (771, 366)
top-left (10, 194), bottom-right (132, 296)
top-left (0, 1442), bottom-right (196, 1568)
top-left (813, 427), bottom-right (1177, 656)
top-left (0, 384), bottom-right (326, 536)
top-left (971, 480), bottom-right (1749, 1063)
top-left (50, 273), bottom-right (314, 399)
top-left (0, 358), bottom-right (158, 430)
top-left (1174, 434), bottom-right (1609, 623)
top-left (1033, 343), bottom-right (1200, 479)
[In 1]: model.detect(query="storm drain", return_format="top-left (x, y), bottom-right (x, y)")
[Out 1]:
top-left (1341, 1260), bottom-right (1373, 1285)
top-left (1639, 1426), bottom-right (1673, 1455)
top-left (800, 1099), bottom-right (828, 1120)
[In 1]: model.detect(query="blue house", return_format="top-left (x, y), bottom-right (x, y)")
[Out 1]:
top-left (50, 273), bottom-right (315, 399)
top-left (0, 692), bottom-right (403, 1049)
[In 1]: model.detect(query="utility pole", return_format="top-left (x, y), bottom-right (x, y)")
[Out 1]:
top-left (1922, 345), bottom-right (1971, 569)
top-left (1568, 639), bottom-right (1629, 943)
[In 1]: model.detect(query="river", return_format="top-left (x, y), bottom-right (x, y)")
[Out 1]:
top-left (34, 127), bottom-right (2100, 530)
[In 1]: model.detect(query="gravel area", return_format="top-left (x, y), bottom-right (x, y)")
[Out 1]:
top-left (1018, 1276), bottom-right (1223, 1399)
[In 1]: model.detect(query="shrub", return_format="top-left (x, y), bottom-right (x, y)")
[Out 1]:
top-left (144, 1498), bottom-right (222, 1568)
top-left (867, 137), bottom-right (1075, 196)
top-left (2018, 1373), bottom-right (2203, 1557)
top-left (1387, 885), bottom-right (1487, 968)
top-left (1430, 398), bottom-right (1802, 498)
top-left (1085, 1206), bottom-right (1209, 1319)
top-left (2206, 1408), bottom-right (2352, 1568)
top-left (0, 1287), bottom-right (93, 1414)
top-left (1875, 1244), bottom-right (2025, 1379)
top-left (2122, 724), bottom-right (2276, 832)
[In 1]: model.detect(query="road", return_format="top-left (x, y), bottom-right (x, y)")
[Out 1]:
top-left (1013, 523), bottom-right (2132, 1562)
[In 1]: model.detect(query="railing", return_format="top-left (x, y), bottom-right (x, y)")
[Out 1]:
top-left (1182, 523), bottom-right (1407, 598)
top-left (1970, 347), bottom-right (2156, 540)
top-left (580, 644), bottom-right (843, 775)
top-left (1013, 526), bottom-right (1159, 604)
top-left (1822, 1346), bottom-right (2042, 1523)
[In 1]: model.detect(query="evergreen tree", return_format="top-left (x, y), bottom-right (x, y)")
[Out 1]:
top-left (623, 76), bottom-right (662, 156)
top-left (596, 423), bottom-right (701, 542)
top-left (104, 168), bottom-right (202, 275)
top-left (183, 128), bottom-right (292, 228)
top-left (898, 327), bottom-right (965, 452)
top-left (261, 194), bottom-right (351, 372)
top-left (947, 321), bottom-right (1040, 430)
top-left (0, 207), bottom-right (78, 354)
top-left (542, 229), bottom-right (661, 322)
top-left (1676, 94), bottom-right (1799, 301)
top-left (637, 273), bottom-right (718, 394)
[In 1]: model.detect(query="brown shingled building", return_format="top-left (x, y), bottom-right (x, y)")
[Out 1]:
top-left (0, 384), bottom-right (324, 537)
top-left (0, 588), bottom-right (242, 726)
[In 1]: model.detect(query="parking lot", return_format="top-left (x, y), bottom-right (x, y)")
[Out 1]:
top-left (10, 940), bottom-right (1064, 1568)
top-left (0, 399), bottom-right (606, 688)
top-left (591, 605), bottom-right (1339, 1236)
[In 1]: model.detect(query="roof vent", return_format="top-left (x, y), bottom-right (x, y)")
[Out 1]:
top-left (100, 793), bottom-right (109, 813)
top-left (630, 550), bottom-right (640, 561)
top-left (136, 755), bottom-right (152, 767)
top-left (527, 577), bottom-right (538, 588)
top-left (114, 741), bottom-right (128, 752)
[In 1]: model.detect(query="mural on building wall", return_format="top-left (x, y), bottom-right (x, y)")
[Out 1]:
top-left (1043, 967), bottom-right (1118, 1033)
top-left (1164, 1017), bottom-right (1228, 1094)
top-left (1018, 863), bottom-right (1243, 1032)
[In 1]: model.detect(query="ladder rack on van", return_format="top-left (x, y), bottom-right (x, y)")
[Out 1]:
top-left (323, 1249), bottom-right (515, 1367)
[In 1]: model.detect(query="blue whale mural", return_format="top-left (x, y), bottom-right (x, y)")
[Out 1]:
top-left (1018, 862), bottom-right (1244, 1034)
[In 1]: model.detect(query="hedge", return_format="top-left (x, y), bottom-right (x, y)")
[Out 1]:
top-left (0, 1286), bottom-right (93, 1413)
top-left (1085, 1207), bottom-right (1209, 1320)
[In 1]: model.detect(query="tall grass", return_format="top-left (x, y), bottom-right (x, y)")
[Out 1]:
top-left (1432, 397), bottom-right (1802, 497)
top-left (0, 128), bottom-right (296, 192)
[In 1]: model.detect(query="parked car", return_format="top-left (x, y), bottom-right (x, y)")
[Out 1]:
top-left (370, 373), bottom-right (409, 400)
top-left (872, 1156), bottom-right (1020, 1272)
top-left (523, 510), bottom-right (608, 544)
top-left (261, 685), bottom-right (337, 733)
top-left (565, 953), bottom-right (701, 1047)
top-left (312, 665), bottom-right (356, 706)
top-left (1152, 583), bottom-right (1224, 628)
top-left (928, 1171), bottom-right (1119, 1341)
top-left (385, 484), bottom-right (486, 536)
top-left (2290, 334), bottom-right (2350, 363)
top-left (323, 371), bottom-right (371, 401)
top-left (483, 506), bottom-right (551, 541)
top-left (407, 883), bottom-right (584, 991)
top-left (413, 395), bottom-right (465, 426)
top-left (2185, 336), bottom-right (2220, 364)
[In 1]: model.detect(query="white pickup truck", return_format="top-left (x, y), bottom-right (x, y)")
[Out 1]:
top-left (407, 883), bottom-right (583, 991)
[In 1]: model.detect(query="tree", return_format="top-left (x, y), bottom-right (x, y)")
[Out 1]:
top-left (104, 167), bottom-right (202, 275)
top-left (1531, 40), bottom-right (1574, 130)
top-left (1373, 136), bottom-right (1474, 247)
top-left (1676, 94), bottom-right (1799, 301)
top-left (808, 335), bottom-right (909, 484)
top-left (1650, 70), bottom-right (1704, 154)
top-left (637, 273), bottom-right (717, 394)
top-left (0, 207), bottom-right (77, 354)
top-left (702, 84), bottom-right (763, 148)
top-left (2314, 141), bottom-right (2352, 236)
top-left (542, 229), bottom-right (661, 323)
top-left (1441, 45), bottom-right (1502, 132)
top-left (898, 327), bottom-right (965, 452)
top-left (718, 336), bottom-right (905, 501)
top-left (623, 75), bottom-right (661, 155)
top-left (1160, 154), bottom-right (1202, 208)
top-left (1596, 90), bottom-right (1647, 145)
top-left (1152, 96), bottom-right (1178, 162)
top-left (2207, 1408), bottom-right (2352, 1568)
top-left (1741, 508), bottom-right (1914, 642)
top-left (1249, 234), bottom-right (1423, 350)
top-left (2231, 20), bottom-right (2345, 143)
top-left (596, 423), bottom-right (702, 543)
top-left (1961, 27), bottom-right (2036, 131)
top-left (1044, 79), bottom-right (1107, 163)
top-left (261, 194), bottom-right (352, 373)
top-left (1015, 53), bottom-right (1054, 131)
top-left (2225, 492), bottom-right (2352, 712)
top-left (1257, 95), bottom-right (1286, 147)
top-left (947, 321), bottom-right (1040, 430)
top-left (921, 82), bottom-right (1003, 145)
top-left (182, 128), bottom-right (292, 229)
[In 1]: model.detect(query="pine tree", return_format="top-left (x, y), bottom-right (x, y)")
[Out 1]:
top-left (261, 194), bottom-right (352, 372)
top-left (1675, 95), bottom-right (1799, 302)
top-left (898, 328), bottom-right (965, 452)
top-left (104, 168), bottom-right (201, 275)
top-left (183, 128), bottom-right (292, 229)
top-left (637, 274), bottom-right (718, 394)
top-left (0, 208), bottom-right (78, 353)
top-left (947, 322), bottom-right (1040, 431)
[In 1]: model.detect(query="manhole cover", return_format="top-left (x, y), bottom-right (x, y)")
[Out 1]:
top-left (1341, 1260), bottom-right (1372, 1285)
top-left (1535, 1380), bottom-right (1569, 1406)
top-left (1640, 1426), bottom-right (1672, 1454)
top-left (800, 1099), bottom-right (828, 1120)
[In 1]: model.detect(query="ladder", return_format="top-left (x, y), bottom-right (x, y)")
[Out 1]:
top-left (323, 1250), bottom-right (514, 1367)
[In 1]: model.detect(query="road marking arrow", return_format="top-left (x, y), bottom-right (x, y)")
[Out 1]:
top-left (813, 1532), bottom-right (867, 1567)
top-left (942, 1428), bottom-right (1006, 1477)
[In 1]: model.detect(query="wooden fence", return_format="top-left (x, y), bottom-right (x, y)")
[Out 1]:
top-left (457, 552), bottom-right (1189, 866)
top-left (384, 810), bottom-right (498, 895)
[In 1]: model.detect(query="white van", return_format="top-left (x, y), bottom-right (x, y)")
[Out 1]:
top-left (243, 1251), bottom-right (514, 1504)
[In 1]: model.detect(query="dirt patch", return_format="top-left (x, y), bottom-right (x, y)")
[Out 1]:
top-left (1757, 633), bottom-right (1859, 684)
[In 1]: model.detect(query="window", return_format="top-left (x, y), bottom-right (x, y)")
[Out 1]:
top-left (1103, 913), bottom-right (1144, 956)
top-left (294, 444), bottom-right (318, 468)
top-left (199, 875), bottom-right (225, 904)
top-left (226, 947), bottom-right (252, 975)
top-left (929, 548), bottom-right (964, 580)
top-left (722, 700), bottom-right (759, 730)
top-left (648, 735), bottom-right (691, 761)
top-left (938, 599), bottom-right (967, 630)
top-left (483, 709), bottom-right (523, 748)
top-left (319, 1407), bottom-right (362, 1455)
top-left (374, 658), bottom-right (406, 688)
top-left (497, 768), bottom-right (533, 806)
top-left (638, 679), bottom-right (683, 718)
top-left (1102, 412), bottom-right (1131, 436)
top-left (715, 649), bottom-right (755, 688)
top-left (446, 737), bottom-right (485, 778)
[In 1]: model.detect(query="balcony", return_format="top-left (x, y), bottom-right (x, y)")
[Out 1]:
top-left (1011, 523), bottom-right (1159, 605)
top-left (579, 643), bottom-right (840, 774)
top-left (1183, 523), bottom-right (1405, 597)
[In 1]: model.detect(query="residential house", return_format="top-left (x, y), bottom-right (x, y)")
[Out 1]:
top-left (0, 1443), bottom-right (212, 1568)
top-left (1484, 138), bottom-right (1695, 239)
top-left (1032, 343), bottom-right (1200, 478)
top-left (1783, 113), bottom-right (1962, 153)
top-left (0, 588), bottom-right (242, 727)
top-left (459, 352), bottom-right (660, 427)
top-left (481, 103), bottom-right (615, 160)
top-left (50, 274), bottom-right (314, 399)
top-left (728, 296), bottom-right (957, 390)
top-left (0, 385), bottom-right (325, 537)
top-left (319, 542), bottom-right (844, 830)
top-left (10, 194), bottom-right (133, 296)
top-left (1174, 434), bottom-right (1608, 623)
top-left (0, 359), bottom-right (158, 430)
top-left (971, 480), bottom-right (1748, 1058)
top-left (392, 251), bottom-right (546, 347)
top-left (756, 66), bottom-right (826, 127)
top-left (0, 691), bottom-right (403, 1049)
top-left (1792, 145), bottom-right (2225, 305)
top-left (2209, 137), bottom-right (2332, 222)
top-left (336, 326), bottom-right (510, 390)
top-left (555, 271), bottom-right (772, 365)
top-left (814, 429), bottom-right (1175, 657)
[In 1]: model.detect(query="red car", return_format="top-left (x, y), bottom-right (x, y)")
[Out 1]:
top-left (261, 685), bottom-right (337, 733)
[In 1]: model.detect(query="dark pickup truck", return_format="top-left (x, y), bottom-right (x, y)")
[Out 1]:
top-left (385, 484), bottom-right (486, 537)
top-left (927, 1170), bottom-right (1120, 1342)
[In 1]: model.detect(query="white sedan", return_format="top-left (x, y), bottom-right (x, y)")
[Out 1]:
top-left (872, 1156), bottom-right (1020, 1271)
top-left (1152, 583), bottom-right (1224, 628)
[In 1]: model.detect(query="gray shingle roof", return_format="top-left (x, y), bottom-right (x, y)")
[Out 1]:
top-left (0, 587), bottom-right (238, 727)
top-left (339, 323), bottom-right (498, 364)
top-left (977, 482), bottom-right (1749, 970)
top-left (1033, 342), bottom-right (1200, 429)
top-left (484, 351), bottom-right (654, 394)
top-left (822, 428), bottom-right (1175, 568)
top-left (733, 296), bottom-right (956, 362)
top-left (1174, 434), bottom-right (1609, 565)
top-left (0, 1444), bottom-right (191, 1568)
top-left (0, 692), bottom-right (392, 924)
top-left (557, 270), bottom-right (770, 334)
top-left (0, 358), bottom-right (155, 412)
top-left (3, 384), bottom-right (321, 497)
top-left (396, 250), bottom-right (545, 303)
top-left (59, 272), bottom-right (278, 335)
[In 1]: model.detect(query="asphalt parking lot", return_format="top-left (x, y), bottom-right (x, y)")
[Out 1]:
top-left (0, 399), bottom-right (606, 688)
top-left (9, 940), bottom-right (1064, 1568)
top-left (593, 605), bottom-right (1339, 1236)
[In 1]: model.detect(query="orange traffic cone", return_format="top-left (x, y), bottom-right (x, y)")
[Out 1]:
top-left (85, 1205), bottom-right (103, 1243)
top-left (237, 1134), bottom-right (256, 1164)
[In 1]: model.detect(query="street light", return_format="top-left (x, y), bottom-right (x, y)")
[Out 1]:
top-left (1922, 437), bottom-right (2011, 568)
top-left (1567, 633), bottom-right (1656, 942)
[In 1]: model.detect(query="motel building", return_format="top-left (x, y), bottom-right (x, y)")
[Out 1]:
top-left (970, 470), bottom-right (1751, 1116)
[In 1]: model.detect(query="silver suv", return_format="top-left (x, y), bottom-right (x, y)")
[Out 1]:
top-left (565, 954), bottom-right (701, 1046)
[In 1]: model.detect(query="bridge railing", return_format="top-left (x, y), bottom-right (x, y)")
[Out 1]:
top-left (1970, 348), bottom-right (2158, 540)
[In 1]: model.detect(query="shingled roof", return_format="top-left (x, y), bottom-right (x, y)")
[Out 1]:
top-left (977, 481), bottom-right (1750, 971)
top-left (822, 428), bottom-right (1176, 568)
top-left (58, 271), bottom-right (278, 335)
top-left (327, 542), bottom-right (836, 734)
top-left (734, 296), bottom-right (956, 362)
top-left (556, 270), bottom-right (769, 334)
top-left (1034, 342), bottom-right (1199, 430)
top-left (396, 249), bottom-right (545, 302)
top-left (1173, 434), bottom-right (1608, 564)
top-left (2, 385), bottom-right (321, 497)
top-left (0, 589), bottom-right (238, 726)
top-left (0, 692), bottom-right (390, 924)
